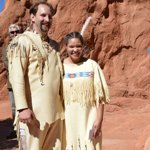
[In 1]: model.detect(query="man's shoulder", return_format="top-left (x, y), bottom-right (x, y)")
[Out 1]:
top-left (19, 31), bottom-right (35, 42)
top-left (9, 32), bottom-right (32, 48)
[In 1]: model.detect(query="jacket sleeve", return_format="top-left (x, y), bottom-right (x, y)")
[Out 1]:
top-left (56, 52), bottom-right (64, 107)
top-left (8, 35), bottom-right (31, 111)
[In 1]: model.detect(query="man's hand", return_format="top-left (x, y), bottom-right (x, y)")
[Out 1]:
top-left (18, 108), bottom-right (34, 124)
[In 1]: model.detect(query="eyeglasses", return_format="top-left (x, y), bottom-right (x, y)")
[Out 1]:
top-left (10, 30), bottom-right (19, 34)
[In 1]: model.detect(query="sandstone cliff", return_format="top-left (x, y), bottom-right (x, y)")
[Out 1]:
top-left (0, 0), bottom-right (149, 101)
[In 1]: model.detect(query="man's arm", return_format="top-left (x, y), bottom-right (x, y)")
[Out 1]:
top-left (8, 35), bottom-right (34, 124)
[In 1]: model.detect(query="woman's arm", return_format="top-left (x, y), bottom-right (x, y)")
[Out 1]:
top-left (92, 102), bottom-right (104, 138)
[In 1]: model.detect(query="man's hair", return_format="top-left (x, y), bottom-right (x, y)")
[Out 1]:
top-left (8, 24), bottom-right (20, 33)
top-left (29, 2), bottom-right (54, 16)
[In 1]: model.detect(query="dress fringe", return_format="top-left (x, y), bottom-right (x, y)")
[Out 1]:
top-left (64, 78), bottom-right (96, 106)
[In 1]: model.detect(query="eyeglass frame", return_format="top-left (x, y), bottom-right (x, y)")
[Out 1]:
top-left (9, 30), bottom-right (20, 34)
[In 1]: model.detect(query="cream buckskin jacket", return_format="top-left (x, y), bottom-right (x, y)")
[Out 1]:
top-left (7, 31), bottom-right (64, 130)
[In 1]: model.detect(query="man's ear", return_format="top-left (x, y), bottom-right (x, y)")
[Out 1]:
top-left (30, 14), bottom-right (35, 23)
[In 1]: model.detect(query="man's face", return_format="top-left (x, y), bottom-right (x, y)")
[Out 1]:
top-left (31, 4), bottom-right (52, 34)
top-left (9, 27), bottom-right (19, 39)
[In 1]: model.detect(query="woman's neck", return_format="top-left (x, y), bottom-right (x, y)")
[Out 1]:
top-left (64, 57), bottom-right (87, 64)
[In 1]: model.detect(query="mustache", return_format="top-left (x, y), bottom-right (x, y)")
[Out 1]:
top-left (42, 22), bottom-right (50, 25)
top-left (41, 21), bottom-right (51, 24)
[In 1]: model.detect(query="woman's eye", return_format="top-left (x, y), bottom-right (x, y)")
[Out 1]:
top-left (69, 45), bottom-right (82, 48)
top-left (69, 46), bottom-right (74, 48)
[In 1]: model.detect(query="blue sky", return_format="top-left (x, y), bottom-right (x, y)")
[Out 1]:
top-left (0, 0), bottom-right (5, 12)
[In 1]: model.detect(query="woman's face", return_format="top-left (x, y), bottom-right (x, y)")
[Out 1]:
top-left (66, 38), bottom-right (83, 63)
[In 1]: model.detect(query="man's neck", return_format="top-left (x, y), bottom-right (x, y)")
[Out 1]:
top-left (32, 28), bottom-right (49, 41)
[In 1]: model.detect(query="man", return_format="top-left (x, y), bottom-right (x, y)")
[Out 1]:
top-left (2, 24), bottom-right (20, 139)
top-left (7, 2), bottom-right (64, 150)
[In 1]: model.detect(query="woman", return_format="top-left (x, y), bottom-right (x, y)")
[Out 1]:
top-left (62, 32), bottom-right (109, 150)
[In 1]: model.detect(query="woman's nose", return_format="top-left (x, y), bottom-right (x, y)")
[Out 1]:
top-left (73, 47), bottom-right (79, 51)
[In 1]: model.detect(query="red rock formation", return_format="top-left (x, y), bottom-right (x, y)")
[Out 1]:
top-left (0, 0), bottom-right (150, 149)
top-left (0, 0), bottom-right (149, 99)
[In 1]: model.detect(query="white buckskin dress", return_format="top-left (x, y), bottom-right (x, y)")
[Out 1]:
top-left (63, 59), bottom-right (109, 150)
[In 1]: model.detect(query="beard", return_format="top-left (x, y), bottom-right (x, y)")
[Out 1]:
top-left (40, 23), bottom-right (51, 32)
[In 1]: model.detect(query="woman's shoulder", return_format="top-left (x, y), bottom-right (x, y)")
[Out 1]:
top-left (86, 59), bottom-right (98, 65)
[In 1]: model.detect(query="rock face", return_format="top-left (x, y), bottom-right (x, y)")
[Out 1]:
top-left (0, 0), bottom-right (150, 149)
top-left (0, 0), bottom-right (149, 100)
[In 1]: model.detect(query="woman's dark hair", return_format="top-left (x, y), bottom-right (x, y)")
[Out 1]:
top-left (29, 2), bottom-right (54, 16)
top-left (64, 32), bottom-right (84, 45)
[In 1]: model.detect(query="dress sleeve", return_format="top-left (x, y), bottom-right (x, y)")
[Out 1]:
top-left (93, 60), bottom-right (110, 105)
top-left (8, 35), bottom-right (31, 111)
